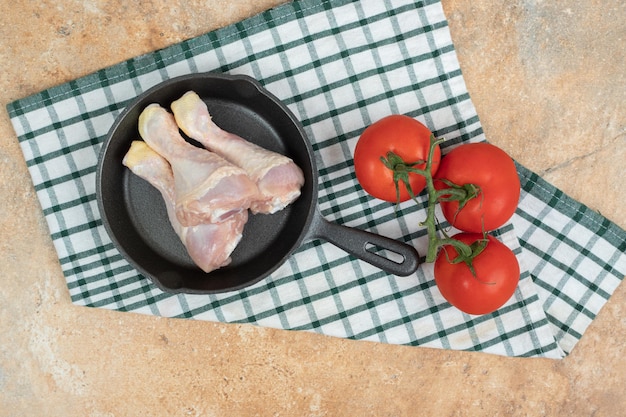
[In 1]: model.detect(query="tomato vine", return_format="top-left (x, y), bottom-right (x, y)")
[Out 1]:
top-left (384, 136), bottom-right (487, 268)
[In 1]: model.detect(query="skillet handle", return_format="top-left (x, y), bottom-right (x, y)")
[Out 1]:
top-left (310, 215), bottom-right (420, 277)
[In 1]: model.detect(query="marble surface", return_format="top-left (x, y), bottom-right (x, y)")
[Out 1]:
top-left (1, 1), bottom-right (624, 415)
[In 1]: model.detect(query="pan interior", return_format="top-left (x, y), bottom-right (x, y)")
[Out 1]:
top-left (97, 75), bottom-right (316, 293)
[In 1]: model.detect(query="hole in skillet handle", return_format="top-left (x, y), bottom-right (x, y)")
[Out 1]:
top-left (365, 242), bottom-right (406, 264)
top-left (308, 212), bottom-right (420, 277)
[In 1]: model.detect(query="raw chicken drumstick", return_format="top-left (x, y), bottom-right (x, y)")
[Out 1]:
top-left (123, 140), bottom-right (248, 273)
top-left (171, 91), bottom-right (305, 215)
top-left (138, 103), bottom-right (259, 226)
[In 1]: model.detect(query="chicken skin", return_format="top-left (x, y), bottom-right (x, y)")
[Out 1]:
top-left (171, 91), bottom-right (305, 214)
top-left (123, 140), bottom-right (248, 273)
top-left (138, 103), bottom-right (259, 226)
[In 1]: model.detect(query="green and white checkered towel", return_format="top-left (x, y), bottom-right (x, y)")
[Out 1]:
top-left (7, 0), bottom-right (626, 358)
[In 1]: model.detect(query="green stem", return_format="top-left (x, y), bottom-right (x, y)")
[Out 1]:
top-left (422, 139), bottom-right (448, 262)
top-left (434, 187), bottom-right (471, 202)
top-left (379, 152), bottom-right (427, 207)
top-left (380, 136), bottom-right (484, 266)
top-left (417, 136), bottom-right (477, 263)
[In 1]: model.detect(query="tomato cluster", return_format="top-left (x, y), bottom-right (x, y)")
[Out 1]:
top-left (353, 115), bottom-right (521, 315)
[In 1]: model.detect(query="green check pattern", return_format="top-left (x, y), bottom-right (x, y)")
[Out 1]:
top-left (7, 0), bottom-right (625, 358)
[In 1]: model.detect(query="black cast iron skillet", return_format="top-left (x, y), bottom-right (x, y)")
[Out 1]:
top-left (96, 73), bottom-right (419, 294)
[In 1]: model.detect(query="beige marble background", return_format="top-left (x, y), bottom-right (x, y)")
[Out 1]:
top-left (1, 1), bottom-right (624, 415)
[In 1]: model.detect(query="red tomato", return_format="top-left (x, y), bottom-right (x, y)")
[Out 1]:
top-left (354, 115), bottom-right (441, 203)
top-left (434, 233), bottom-right (520, 315)
top-left (433, 142), bottom-right (520, 232)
